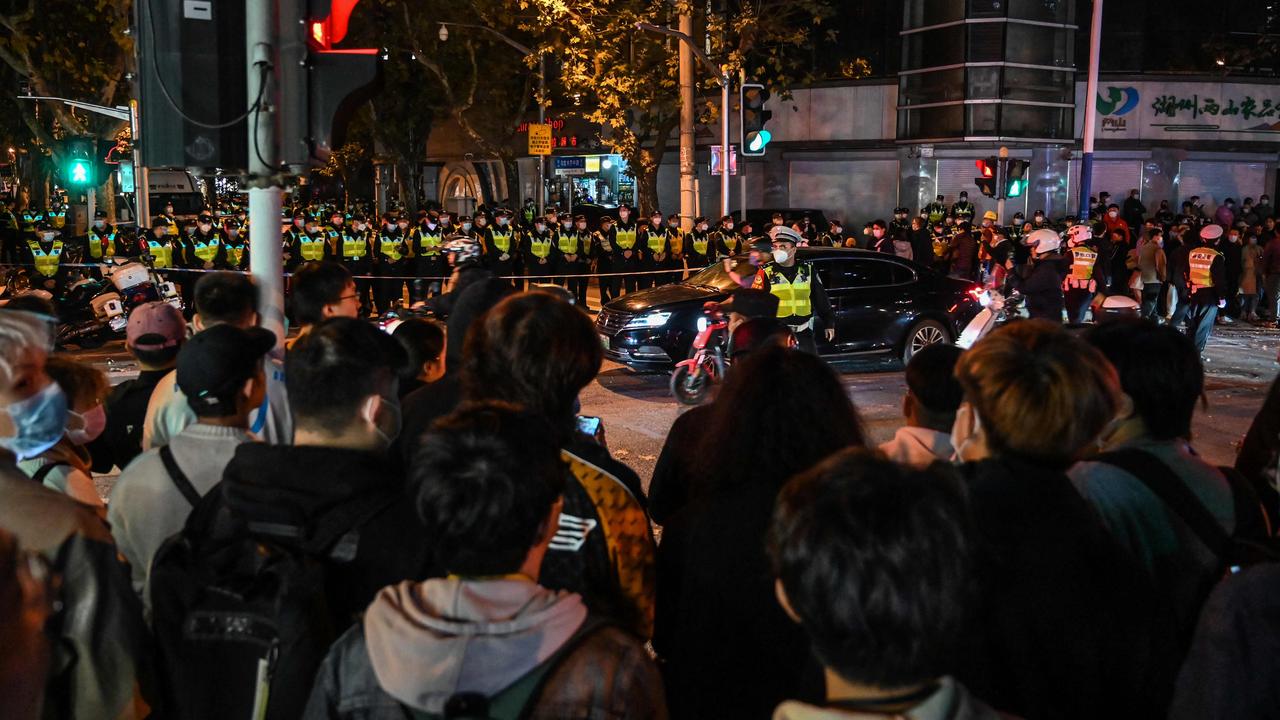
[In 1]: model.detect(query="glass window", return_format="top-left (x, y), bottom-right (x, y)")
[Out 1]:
top-left (1002, 67), bottom-right (1074, 104)
top-left (1006, 23), bottom-right (1075, 68)
top-left (899, 68), bottom-right (966, 106)
top-left (1008, 0), bottom-right (1075, 24)
top-left (901, 26), bottom-right (966, 71)
top-left (903, 0), bottom-right (965, 30)
top-left (898, 106), bottom-right (965, 141)
top-left (966, 24), bottom-right (1005, 63)
top-left (817, 259), bottom-right (900, 290)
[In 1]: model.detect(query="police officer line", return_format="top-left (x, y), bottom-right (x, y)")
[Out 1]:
top-left (5, 262), bottom-right (715, 283)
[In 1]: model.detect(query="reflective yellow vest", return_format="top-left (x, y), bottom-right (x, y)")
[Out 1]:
top-left (1188, 247), bottom-right (1219, 293)
top-left (88, 228), bottom-right (116, 259)
top-left (47, 209), bottom-right (66, 229)
top-left (646, 229), bottom-right (667, 255)
top-left (332, 229), bottom-right (366, 259)
top-left (669, 229), bottom-right (683, 255)
top-left (558, 233), bottom-right (581, 255)
top-left (1070, 247), bottom-right (1098, 280)
top-left (491, 229), bottom-right (513, 254)
top-left (158, 214), bottom-right (180, 236)
top-left (529, 234), bottom-right (552, 260)
top-left (226, 243), bottom-right (246, 268)
top-left (691, 231), bottom-right (709, 256)
top-left (767, 263), bottom-right (813, 318)
top-left (193, 239), bottom-right (221, 263)
top-left (148, 240), bottom-right (174, 269)
top-left (720, 231), bottom-right (739, 254)
top-left (616, 226), bottom-right (638, 250)
top-left (28, 240), bottom-right (62, 277)
top-left (416, 229), bottom-right (442, 257)
top-left (379, 235), bottom-right (404, 262)
top-left (300, 234), bottom-right (326, 262)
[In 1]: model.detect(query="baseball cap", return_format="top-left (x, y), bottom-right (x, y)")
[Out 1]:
top-left (176, 324), bottom-right (276, 415)
top-left (719, 288), bottom-right (780, 319)
top-left (128, 302), bottom-right (187, 351)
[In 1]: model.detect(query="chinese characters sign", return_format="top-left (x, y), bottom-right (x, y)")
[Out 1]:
top-left (1075, 81), bottom-right (1280, 142)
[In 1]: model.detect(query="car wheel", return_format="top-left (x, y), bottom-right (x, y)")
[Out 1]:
top-left (902, 319), bottom-right (950, 364)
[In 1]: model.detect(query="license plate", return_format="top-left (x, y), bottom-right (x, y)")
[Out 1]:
top-left (600, 334), bottom-right (610, 350)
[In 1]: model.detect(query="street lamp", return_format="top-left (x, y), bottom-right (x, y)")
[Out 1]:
top-left (437, 22), bottom-right (544, 215)
top-left (636, 22), bottom-right (731, 219)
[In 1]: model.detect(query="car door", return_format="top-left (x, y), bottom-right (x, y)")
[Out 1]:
top-left (814, 256), bottom-right (914, 353)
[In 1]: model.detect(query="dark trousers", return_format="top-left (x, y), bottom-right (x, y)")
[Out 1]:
top-left (794, 328), bottom-right (817, 355)
top-left (1185, 302), bottom-right (1219, 354)
top-left (378, 264), bottom-right (411, 311)
top-left (558, 266), bottom-right (588, 306)
top-left (598, 263), bottom-right (619, 304)
top-left (1065, 289), bottom-right (1095, 325)
top-left (1140, 284), bottom-right (1162, 320)
top-left (411, 259), bottom-right (445, 302)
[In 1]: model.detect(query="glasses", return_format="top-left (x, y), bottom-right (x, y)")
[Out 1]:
top-left (338, 293), bottom-right (359, 302)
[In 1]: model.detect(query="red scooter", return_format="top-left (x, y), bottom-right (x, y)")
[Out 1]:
top-left (669, 301), bottom-right (728, 405)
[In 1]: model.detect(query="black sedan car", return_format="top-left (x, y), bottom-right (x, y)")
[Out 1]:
top-left (595, 248), bottom-right (984, 370)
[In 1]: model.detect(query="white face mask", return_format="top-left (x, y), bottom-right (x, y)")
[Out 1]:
top-left (1109, 210), bottom-right (1118, 218)
top-left (93, 220), bottom-right (105, 229)
top-left (772, 248), bottom-right (790, 263)
top-left (199, 223), bottom-right (212, 233)
top-left (497, 218), bottom-right (508, 226)
top-left (41, 232), bottom-right (56, 242)
top-left (67, 404), bottom-right (106, 445)
top-left (950, 402), bottom-right (985, 462)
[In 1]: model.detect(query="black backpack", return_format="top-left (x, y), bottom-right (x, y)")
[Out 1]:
top-left (149, 484), bottom-right (394, 720)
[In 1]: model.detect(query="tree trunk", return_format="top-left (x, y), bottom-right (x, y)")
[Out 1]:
top-left (500, 156), bottom-right (520, 207)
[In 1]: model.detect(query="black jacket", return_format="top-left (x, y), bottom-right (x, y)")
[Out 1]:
top-left (648, 404), bottom-right (712, 526)
top-left (91, 367), bottom-right (170, 472)
top-left (1018, 255), bottom-right (1068, 321)
top-left (955, 457), bottom-right (1158, 719)
top-left (213, 444), bottom-right (435, 627)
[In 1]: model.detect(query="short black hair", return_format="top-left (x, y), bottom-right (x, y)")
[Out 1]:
top-left (463, 292), bottom-right (602, 436)
top-left (904, 344), bottom-right (964, 431)
top-left (290, 262), bottom-right (353, 326)
top-left (132, 343), bottom-right (181, 368)
top-left (393, 318), bottom-right (445, 376)
top-left (194, 272), bottom-right (258, 326)
top-left (1084, 317), bottom-right (1203, 440)
top-left (768, 448), bottom-right (972, 688)
top-left (414, 401), bottom-right (566, 575)
top-left (285, 317), bottom-right (407, 432)
top-left (4, 294), bottom-right (57, 320)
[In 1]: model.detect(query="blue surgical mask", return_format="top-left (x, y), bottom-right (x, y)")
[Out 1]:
top-left (0, 382), bottom-right (68, 461)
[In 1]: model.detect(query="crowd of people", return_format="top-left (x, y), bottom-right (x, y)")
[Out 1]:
top-left (2, 240), bottom-right (1280, 718)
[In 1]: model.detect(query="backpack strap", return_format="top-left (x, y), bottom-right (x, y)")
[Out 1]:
top-left (159, 445), bottom-right (203, 507)
top-left (31, 460), bottom-right (70, 486)
top-left (1095, 448), bottom-right (1234, 561)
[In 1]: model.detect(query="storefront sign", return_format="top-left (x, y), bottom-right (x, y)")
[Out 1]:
top-left (528, 124), bottom-right (553, 155)
top-left (1077, 80), bottom-right (1280, 142)
top-left (554, 156), bottom-right (586, 175)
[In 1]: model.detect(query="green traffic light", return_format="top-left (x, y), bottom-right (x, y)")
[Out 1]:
top-left (747, 130), bottom-right (772, 152)
top-left (1007, 180), bottom-right (1024, 198)
top-left (66, 158), bottom-right (93, 187)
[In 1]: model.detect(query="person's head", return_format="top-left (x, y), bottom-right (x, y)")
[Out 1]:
top-left (700, 346), bottom-right (865, 492)
top-left (871, 220), bottom-right (887, 239)
top-left (910, 216), bottom-right (923, 231)
top-left (0, 311), bottom-right (64, 460)
top-left (45, 358), bottom-right (107, 446)
top-left (770, 226), bottom-right (802, 265)
top-left (958, 191), bottom-right (968, 201)
top-left (290, 261), bottom-right (358, 327)
top-left (464, 292), bottom-right (601, 438)
top-left (728, 317), bottom-right (796, 360)
top-left (176, 324), bottom-right (272, 423)
top-left (1084, 318), bottom-right (1201, 442)
top-left (192, 272), bottom-right (258, 331)
top-left (1261, 194), bottom-right (1271, 206)
top-left (903, 344), bottom-right (963, 433)
top-left (394, 318), bottom-right (447, 385)
top-left (769, 448), bottom-right (971, 692)
top-left (721, 288), bottom-right (780, 334)
top-left (1146, 227), bottom-right (1163, 246)
top-left (127, 302), bottom-right (187, 369)
top-left (953, 321), bottom-right (1120, 465)
top-left (286, 317), bottom-right (407, 450)
top-left (413, 401), bottom-right (566, 577)
top-left (720, 215), bottom-right (734, 231)
top-left (1107, 204), bottom-right (1120, 218)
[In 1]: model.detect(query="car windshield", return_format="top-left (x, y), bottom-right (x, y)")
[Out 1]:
top-left (683, 260), bottom-right (744, 291)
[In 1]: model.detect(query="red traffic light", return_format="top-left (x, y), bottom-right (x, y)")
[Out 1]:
top-left (975, 159), bottom-right (994, 178)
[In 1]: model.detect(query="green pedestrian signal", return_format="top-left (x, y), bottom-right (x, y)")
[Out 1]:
top-left (1004, 159), bottom-right (1029, 198)
top-left (63, 138), bottom-right (97, 188)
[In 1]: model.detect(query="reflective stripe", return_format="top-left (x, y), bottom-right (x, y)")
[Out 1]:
top-left (148, 240), bottom-right (173, 268)
top-left (558, 234), bottom-right (580, 255)
top-left (1188, 247), bottom-right (1219, 293)
top-left (341, 233), bottom-right (367, 259)
top-left (1070, 247), bottom-right (1097, 280)
top-left (28, 241), bottom-right (62, 277)
top-left (767, 264), bottom-right (813, 318)
top-left (300, 236), bottom-right (326, 261)
top-left (193, 240), bottom-right (220, 262)
top-left (379, 236), bottom-right (403, 262)
top-left (616, 228), bottom-right (637, 250)
top-left (416, 230), bottom-right (442, 256)
top-left (529, 237), bottom-right (552, 259)
top-left (491, 230), bottom-right (512, 253)
top-left (89, 230), bottom-right (116, 259)
top-left (226, 244), bottom-right (245, 267)
top-left (691, 233), bottom-right (709, 256)
top-left (646, 230), bottom-right (667, 254)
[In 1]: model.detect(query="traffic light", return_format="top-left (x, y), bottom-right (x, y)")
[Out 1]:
top-left (1004, 159), bottom-right (1029, 198)
top-left (278, 0), bottom-right (381, 168)
top-left (63, 138), bottom-right (96, 189)
top-left (740, 83), bottom-right (773, 156)
top-left (974, 157), bottom-right (998, 198)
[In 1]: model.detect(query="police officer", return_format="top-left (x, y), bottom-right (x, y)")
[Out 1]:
top-left (410, 210), bottom-right (446, 301)
top-left (558, 211), bottom-right (575, 242)
top-left (223, 218), bottom-right (248, 270)
top-left (375, 212), bottom-right (412, 313)
top-left (294, 214), bottom-right (330, 268)
top-left (925, 195), bottom-right (948, 225)
top-left (523, 212), bottom-right (556, 284)
top-left (1016, 229), bottom-right (1069, 322)
top-left (820, 219), bottom-right (850, 249)
top-left (1184, 224), bottom-right (1227, 354)
top-left (25, 221), bottom-right (66, 297)
top-left (140, 215), bottom-right (181, 276)
top-left (188, 212), bottom-right (227, 271)
top-left (753, 226), bottom-right (835, 355)
top-left (437, 210), bottom-right (454, 235)
top-left (951, 191), bottom-right (976, 224)
top-left (1061, 225), bottom-right (1099, 324)
top-left (640, 209), bottom-right (672, 289)
top-left (1005, 212), bottom-right (1025, 245)
top-left (890, 207), bottom-right (911, 237)
top-left (86, 209), bottom-right (118, 263)
top-left (666, 212), bottom-right (686, 282)
top-left (484, 208), bottom-right (521, 290)
top-left (156, 202), bottom-right (180, 237)
top-left (685, 216), bottom-right (712, 269)
top-left (556, 214), bottom-right (591, 307)
top-left (46, 198), bottom-right (67, 231)
top-left (520, 198), bottom-right (537, 230)
top-left (594, 214), bottom-right (622, 304)
top-left (337, 212), bottom-right (373, 314)
top-left (461, 214), bottom-right (482, 242)
top-left (614, 204), bottom-right (642, 293)
top-left (712, 215), bottom-right (742, 259)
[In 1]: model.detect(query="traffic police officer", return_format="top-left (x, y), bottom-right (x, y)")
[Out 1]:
top-left (484, 208), bottom-right (521, 290)
top-left (614, 204), bottom-right (641, 293)
top-left (336, 212), bottom-right (373, 313)
top-left (951, 191), bottom-right (976, 224)
top-left (188, 212), bottom-right (227, 271)
top-left (87, 209), bottom-right (118, 263)
top-left (556, 214), bottom-right (591, 306)
top-left (641, 210), bottom-right (672, 289)
top-left (925, 195), bottom-right (948, 225)
top-left (1062, 224), bottom-right (1099, 324)
top-left (223, 218), bottom-right (248, 270)
top-left (1184, 224), bottom-right (1227, 354)
top-left (753, 226), bottom-right (835, 355)
top-left (523, 212), bottom-right (556, 285)
top-left (375, 212), bottom-right (412, 313)
top-left (410, 210), bottom-right (446, 300)
top-left (713, 215), bottom-right (741, 259)
top-left (26, 220), bottom-right (66, 296)
top-left (46, 199), bottom-right (67, 231)
top-left (156, 202), bottom-right (180, 237)
top-left (685, 216), bottom-right (712, 269)
top-left (890, 207), bottom-right (911, 237)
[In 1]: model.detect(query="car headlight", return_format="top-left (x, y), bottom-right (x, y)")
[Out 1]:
top-left (623, 311), bottom-right (672, 330)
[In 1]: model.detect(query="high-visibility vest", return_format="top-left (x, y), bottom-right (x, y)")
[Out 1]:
top-left (766, 263), bottom-right (813, 318)
top-left (226, 243), bottom-right (246, 268)
top-left (300, 234), bottom-right (326, 261)
top-left (28, 240), bottom-right (62, 277)
top-left (558, 233), bottom-right (580, 255)
top-left (1064, 246), bottom-right (1098, 291)
top-left (528, 234), bottom-right (552, 259)
top-left (88, 228), bottom-right (116, 259)
top-left (1188, 247), bottom-right (1219, 293)
top-left (334, 230), bottom-right (366, 259)
top-left (669, 229), bottom-right (683, 255)
top-left (719, 231), bottom-right (739, 254)
top-left (47, 209), bottom-right (66, 229)
top-left (647, 228), bottom-right (668, 255)
top-left (158, 214), bottom-right (180, 236)
top-left (926, 203), bottom-right (947, 224)
top-left (193, 239), bottom-right (220, 263)
top-left (416, 228), bottom-right (442, 257)
top-left (690, 231), bottom-right (709, 256)
top-left (148, 240), bottom-right (174, 268)
top-left (616, 226), bottom-right (637, 250)
top-left (491, 229), bottom-right (513, 254)
top-left (379, 235), bottom-right (404, 262)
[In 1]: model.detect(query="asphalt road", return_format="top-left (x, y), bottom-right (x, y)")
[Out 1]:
top-left (70, 322), bottom-right (1280, 493)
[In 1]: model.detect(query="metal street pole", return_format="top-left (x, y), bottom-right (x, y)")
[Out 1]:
top-left (246, 0), bottom-right (285, 349)
top-left (538, 53), bottom-right (545, 217)
top-left (997, 145), bottom-right (1009, 224)
top-left (1079, 0), bottom-right (1103, 219)
top-left (678, 13), bottom-right (696, 230)
top-left (738, 69), bottom-right (746, 223)
top-left (129, 100), bottom-right (150, 227)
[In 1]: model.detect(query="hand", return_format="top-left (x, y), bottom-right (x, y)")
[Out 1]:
top-left (825, 328), bottom-right (836, 342)
top-left (499, 253), bottom-right (509, 261)
top-left (624, 250), bottom-right (633, 259)
top-left (1218, 299), bottom-right (1227, 309)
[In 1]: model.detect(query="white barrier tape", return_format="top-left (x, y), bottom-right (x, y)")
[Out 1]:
top-left (0, 262), bottom-right (715, 283)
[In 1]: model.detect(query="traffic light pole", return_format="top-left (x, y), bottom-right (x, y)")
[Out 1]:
top-left (246, 0), bottom-right (285, 349)
top-left (997, 145), bottom-right (1008, 224)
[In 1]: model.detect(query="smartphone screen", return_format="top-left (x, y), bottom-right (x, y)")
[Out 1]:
top-left (576, 415), bottom-right (602, 437)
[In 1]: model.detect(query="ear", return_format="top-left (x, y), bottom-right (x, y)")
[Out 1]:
top-left (774, 579), bottom-right (802, 625)
top-left (192, 313), bottom-right (206, 333)
top-left (1115, 391), bottom-right (1135, 421)
top-left (359, 394), bottom-right (382, 427)
top-left (539, 496), bottom-right (565, 545)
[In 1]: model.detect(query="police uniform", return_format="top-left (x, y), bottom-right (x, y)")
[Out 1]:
top-left (25, 223), bottom-right (66, 296)
top-left (156, 210), bottom-right (181, 237)
top-left (187, 222), bottom-right (227, 271)
top-left (523, 221), bottom-right (556, 284)
top-left (223, 221), bottom-right (248, 270)
top-left (376, 216), bottom-right (413, 313)
top-left (639, 216), bottom-right (672, 290)
top-left (925, 197), bottom-right (949, 225)
top-left (594, 220), bottom-right (622, 303)
top-left (556, 215), bottom-right (591, 306)
top-left (951, 195), bottom-right (976, 223)
top-left (890, 208), bottom-right (912, 237)
top-left (0, 203), bottom-right (19, 263)
top-left (484, 211), bottom-right (522, 290)
top-left (665, 216), bottom-right (686, 283)
top-left (87, 212), bottom-right (118, 263)
top-left (1062, 242), bottom-right (1100, 324)
top-left (712, 218), bottom-right (742, 259)
top-left (410, 213), bottom-right (446, 301)
top-left (754, 259), bottom-right (835, 355)
top-left (46, 204), bottom-right (67, 231)
top-left (1184, 230), bottom-right (1226, 353)
top-left (328, 215), bottom-right (372, 313)
top-left (685, 217), bottom-right (713, 270)
top-left (614, 208), bottom-right (642, 294)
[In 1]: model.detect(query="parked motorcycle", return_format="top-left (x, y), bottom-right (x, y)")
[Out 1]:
top-left (56, 256), bottom-right (181, 349)
top-left (669, 301), bottom-right (729, 405)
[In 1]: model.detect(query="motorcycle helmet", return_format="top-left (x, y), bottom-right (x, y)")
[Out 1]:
top-left (1066, 224), bottom-right (1092, 247)
top-left (1024, 228), bottom-right (1062, 256)
top-left (443, 234), bottom-right (482, 267)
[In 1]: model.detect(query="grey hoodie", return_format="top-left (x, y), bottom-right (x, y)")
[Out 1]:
top-left (365, 577), bottom-right (588, 713)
